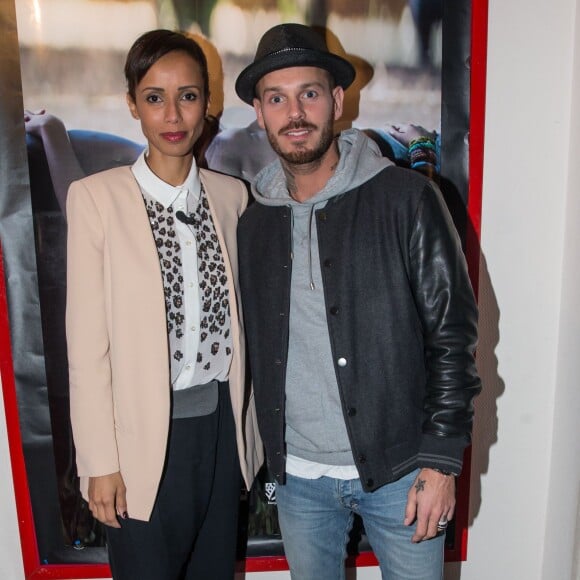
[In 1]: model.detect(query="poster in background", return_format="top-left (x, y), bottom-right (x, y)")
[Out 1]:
top-left (1, 0), bottom-right (475, 575)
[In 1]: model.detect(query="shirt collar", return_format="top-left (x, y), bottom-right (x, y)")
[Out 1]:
top-left (131, 149), bottom-right (201, 208)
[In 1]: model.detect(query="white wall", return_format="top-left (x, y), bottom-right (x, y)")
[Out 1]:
top-left (2, 1), bottom-right (580, 579)
top-left (460, 0), bottom-right (580, 579)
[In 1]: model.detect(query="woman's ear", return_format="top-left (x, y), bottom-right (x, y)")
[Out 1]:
top-left (126, 93), bottom-right (139, 120)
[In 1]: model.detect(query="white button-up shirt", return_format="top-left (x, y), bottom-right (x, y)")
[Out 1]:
top-left (132, 151), bottom-right (229, 390)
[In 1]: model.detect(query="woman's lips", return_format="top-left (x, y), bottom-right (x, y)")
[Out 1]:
top-left (161, 132), bottom-right (187, 142)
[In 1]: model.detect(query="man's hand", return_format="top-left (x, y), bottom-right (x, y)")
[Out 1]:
top-left (404, 468), bottom-right (455, 542)
top-left (88, 472), bottom-right (127, 528)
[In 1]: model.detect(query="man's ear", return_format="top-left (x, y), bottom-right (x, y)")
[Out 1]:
top-left (332, 86), bottom-right (344, 121)
top-left (253, 98), bottom-right (265, 129)
top-left (126, 93), bottom-right (139, 120)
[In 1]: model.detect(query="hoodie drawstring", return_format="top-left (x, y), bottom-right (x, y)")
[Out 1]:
top-left (289, 204), bottom-right (316, 290)
top-left (308, 205), bottom-right (315, 290)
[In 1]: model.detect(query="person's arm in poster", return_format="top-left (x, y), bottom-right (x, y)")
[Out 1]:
top-left (366, 123), bottom-right (440, 178)
top-left (24, 110), bottom-right (85, 215)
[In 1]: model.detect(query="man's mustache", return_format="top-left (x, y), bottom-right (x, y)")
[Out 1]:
top-left (279, 121), bottom-right (318, 135)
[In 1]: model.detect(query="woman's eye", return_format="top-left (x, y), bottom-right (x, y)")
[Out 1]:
top-left (182, 92), bottom-right (198, 101)
top-left (146, 94), bottom-right (161, 103)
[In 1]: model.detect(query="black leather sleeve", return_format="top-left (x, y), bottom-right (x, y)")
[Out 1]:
top-left (408, 181), bottom-right (482, 456)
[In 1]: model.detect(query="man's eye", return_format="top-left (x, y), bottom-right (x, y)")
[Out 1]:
top-left (304, 90), bottom-right (317, 99)
top-left (270, 95), bottom-right (283, 104)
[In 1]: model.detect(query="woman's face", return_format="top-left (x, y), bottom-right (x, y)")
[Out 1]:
top-left (127, 50), bottom-right (207, 171)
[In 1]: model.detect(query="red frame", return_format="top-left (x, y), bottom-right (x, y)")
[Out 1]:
top-left (1, 1), bottom-right (487, 575)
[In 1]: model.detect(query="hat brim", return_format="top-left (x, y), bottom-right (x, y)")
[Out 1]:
top-left (235, 48), bottom-right (356, 105)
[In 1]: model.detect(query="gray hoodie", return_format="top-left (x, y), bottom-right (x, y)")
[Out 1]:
top-left (252, 129), bottom-right (392, 466)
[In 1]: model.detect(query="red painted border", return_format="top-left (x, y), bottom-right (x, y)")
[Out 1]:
top-left (466, 0), bottom-right (489, 298)
top-left (1, 0), bottom-right (488, 574)
top-left (449, 0), bottom-right (489, 563)
top-left (0, 244), bottom-right (39, 576)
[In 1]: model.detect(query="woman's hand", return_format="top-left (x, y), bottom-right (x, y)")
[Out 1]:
top-left (88, 472), bottom-right (128, 528)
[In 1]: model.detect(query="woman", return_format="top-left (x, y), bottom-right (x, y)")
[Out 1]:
top-left (66, 29), bottom-right (262, 579)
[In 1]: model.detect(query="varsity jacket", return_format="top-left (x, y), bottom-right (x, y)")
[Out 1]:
top-left (238, 136), bottom-right (481, 492)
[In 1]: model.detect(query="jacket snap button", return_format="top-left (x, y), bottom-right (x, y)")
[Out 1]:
top-left (324, 259), bottom-right (333, 268)
top-left (330, 306), bottom-right (339, 315)
top-left (366, 478), bottom-right (374, 487)
top-left (318, 212), bottom-right (327, 221)
top-left (347, 407), bottom-right (357, 416)
top-left (337, 357), bottom-right (347, 367)
top-left (358, 454), bottom-right (367, 464)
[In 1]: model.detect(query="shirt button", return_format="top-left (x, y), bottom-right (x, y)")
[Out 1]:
top-left (337, 357), bottom-right (347, 367)
top-left (188, 282), bottom-right (194, 288)
top-left (191, 325), bottom-right (196, 331)
top-left (185, 364), bottom-right (192, 370)
top-left (186, 240), bottom-right (192, 246)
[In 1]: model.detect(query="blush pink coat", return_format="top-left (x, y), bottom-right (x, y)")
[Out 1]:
top-left (66, 166), bottom-right (263, 521)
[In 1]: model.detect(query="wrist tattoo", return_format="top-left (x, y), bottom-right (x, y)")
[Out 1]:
top-left (414, 478), bottom-right (426, 493)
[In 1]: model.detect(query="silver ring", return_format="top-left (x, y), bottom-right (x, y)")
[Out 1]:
top-left (437, 518), bottom-right (448, 530)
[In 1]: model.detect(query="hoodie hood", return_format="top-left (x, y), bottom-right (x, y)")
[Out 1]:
top-left (251, 128), bottom-right (393, 207)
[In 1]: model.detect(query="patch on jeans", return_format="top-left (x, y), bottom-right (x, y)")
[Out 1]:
top-left (264, 482), bottom-right (277, 504)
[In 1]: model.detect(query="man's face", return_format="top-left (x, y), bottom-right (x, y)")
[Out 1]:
top-left (253, 66), bottom-right (344, 165)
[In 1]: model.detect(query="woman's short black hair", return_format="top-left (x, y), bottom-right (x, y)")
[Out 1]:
top-left (125, 29), bottom-right (209, 103)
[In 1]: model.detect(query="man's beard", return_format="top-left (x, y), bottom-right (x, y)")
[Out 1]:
top-left (265, 117), bottom-right (335, 166)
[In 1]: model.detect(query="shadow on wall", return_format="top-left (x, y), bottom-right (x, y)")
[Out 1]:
top-left (469, 251), bottom-right (502, 526)
top-left (443, 249), bottom-right (503, 580)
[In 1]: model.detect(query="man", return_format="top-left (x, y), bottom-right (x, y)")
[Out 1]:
top-left (236, 23), bottom-right (481, 579)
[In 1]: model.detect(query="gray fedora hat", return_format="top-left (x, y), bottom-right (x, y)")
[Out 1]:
top-left (235, 23), bottom-right (356, 105)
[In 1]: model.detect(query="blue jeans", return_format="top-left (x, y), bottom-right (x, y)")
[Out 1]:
top-left (275, 470), bottom-right (444, 580)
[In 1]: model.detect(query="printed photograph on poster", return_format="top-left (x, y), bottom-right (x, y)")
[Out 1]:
top-left (0, 0), bottom-right (475, 574)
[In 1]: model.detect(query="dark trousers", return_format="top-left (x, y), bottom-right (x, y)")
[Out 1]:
top-left (105, 382), bottom-right (241, 580)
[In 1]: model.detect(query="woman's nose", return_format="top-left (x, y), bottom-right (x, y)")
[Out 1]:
top-left (165, 101), bottom-right (181, 123)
